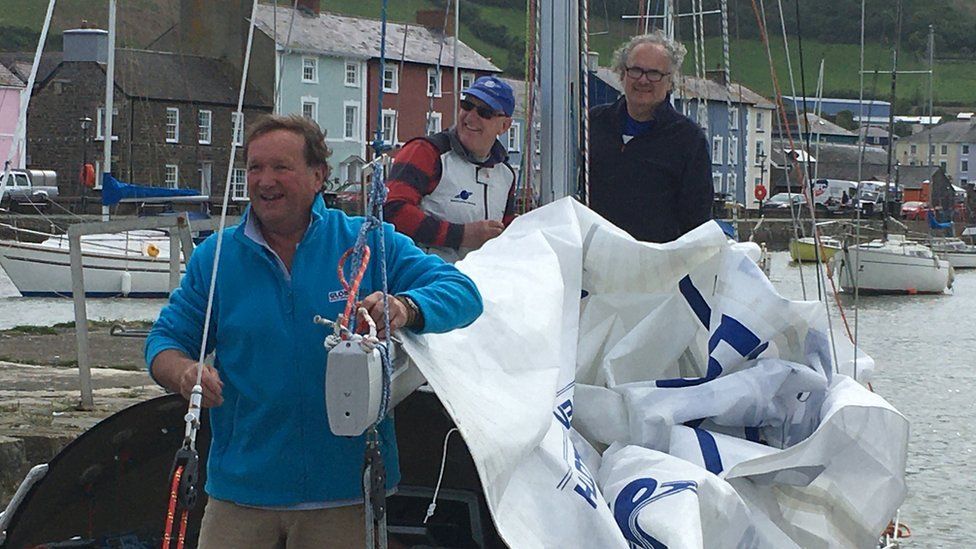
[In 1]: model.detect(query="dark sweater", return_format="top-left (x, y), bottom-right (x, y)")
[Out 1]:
top-left (588, 95), bottom-right (714, 243)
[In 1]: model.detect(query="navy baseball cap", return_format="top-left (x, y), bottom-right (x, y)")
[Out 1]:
top-left (461, 76), bottom-right (515, 117)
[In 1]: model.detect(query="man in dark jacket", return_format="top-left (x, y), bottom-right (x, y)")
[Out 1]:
top-left (589, 31), bottom-right (713, 243)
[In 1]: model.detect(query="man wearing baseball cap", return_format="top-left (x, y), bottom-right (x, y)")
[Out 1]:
top-left (385, 75), bottom-right (518, 263)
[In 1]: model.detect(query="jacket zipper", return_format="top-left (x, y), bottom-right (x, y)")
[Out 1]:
top-left (483, 182), bottom-right (489, 220)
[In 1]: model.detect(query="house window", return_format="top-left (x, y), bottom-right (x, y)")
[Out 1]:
top-left (301, 96), bottom-right (318, 122)
top-left (165, 108), bottom-right (180, 143)
top-left (754, 139), bottom-right (766, 164)
top-left (427, 67), bottom-right (442, 97)
top-left (95, 107), bottom-right (119, 140)
top-left (198, 110), bottom-right (212, 145)
top-left (962, 160), bottom-right (969, 172)
top-left (711, 135), bottom-right (723, 164)
top-left (164, 164), bottom-right (179, 188)
top-left (506, 122), bottom-right (521, 152)
top-left (730, 106), bottom-right (739, 130)
top-left (963, 144), bottom-right (971, 155)
top-left (381, 109), bottom-right (398, 145)
top-left (383, 66), bottom-right (398, 93)
top-left (343, 102), bottom-right (360, 140)
top-left (426, 112), bottom-right (442, 135)
top-left (302, 56), bottom-right (318, 83)
top-left (712, 173), bottom-right (723, 191)
top-left (940, 161), bottom-right (947, 171)
top-left (344, 61), bottom-right (359, 87)
top-left (755, 111), bottom-right (764, 131)
top-left (461, 72), bottom-right (475, 90)
top-left (231, 112), bottom-right (244, 146)
top-left (910, 144), bottom-right (917, 155)
top-left (728, 172), bottom-right (737, 192)
top-left (941, 144), bottom-right (948, 155)
top-left (231, 167), bottom-right (248, 201)
top-left (729, 136), bottom-right (738, 165)
top-left (198, 162), bottom-right (212, 195)
top-left (930, 144), bottom-right (936, 156)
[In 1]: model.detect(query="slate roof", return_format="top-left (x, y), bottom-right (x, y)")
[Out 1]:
top-left (0, 52), bottom-right (63, 87)
top-left (253, 5), bottom-right (500, 72)
top-left (0, 62), bottom-right (23, 87)
top-left (499, 77), bottom-right (527, 118)
top-left (676, 76), bottom-right (776, 109)
top-left (112, 49), bottom-right (271, 107)
top-left (775, 112), bottom-right (856, 137)
top-left (901, 120), bottom-right (976, 144)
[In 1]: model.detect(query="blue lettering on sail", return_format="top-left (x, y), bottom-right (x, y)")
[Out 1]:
top-left (658, 276), bottom-right (768, 388)
top-left (571, 446), bottom-right (598, 509)
top-left (613, 477), bottom-right (699, 548)
top-left (554, 399), bottom-right (573, 429)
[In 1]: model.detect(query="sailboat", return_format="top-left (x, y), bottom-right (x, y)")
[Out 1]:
top-left (832, 7), bottom-right (951, 296)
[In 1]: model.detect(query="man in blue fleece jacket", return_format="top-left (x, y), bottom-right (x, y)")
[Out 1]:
top-left (145, 114), bottom-right (483, 548)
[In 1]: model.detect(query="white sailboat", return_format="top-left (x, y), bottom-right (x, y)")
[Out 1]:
top-left (834, 234), bottom-right (952, 294)
top-left (929, 237), bottom-right (976, 269)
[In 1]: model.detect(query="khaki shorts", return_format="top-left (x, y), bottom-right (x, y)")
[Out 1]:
top-left (198, 497), bottom-right (366, 549)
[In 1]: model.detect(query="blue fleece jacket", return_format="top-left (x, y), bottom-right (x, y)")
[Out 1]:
top-left (145, 195), bottom-right (482, 506)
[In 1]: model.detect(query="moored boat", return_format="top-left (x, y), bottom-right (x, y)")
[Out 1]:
top-left (928, 237), bottom-right (976, 269)
top-left (833, 235), bottom-right (953, 294)
top-left (789, 235), bottom-right (841, 262)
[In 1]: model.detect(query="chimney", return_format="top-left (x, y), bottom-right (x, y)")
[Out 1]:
top-left (63, 28), bottom-right (109, 63)
top-left (296, 0), bottom-right (320, 16)
top-left (416, 10), bottom-right (455, 36)
top-left (705, 68), bottom-right (727, 86)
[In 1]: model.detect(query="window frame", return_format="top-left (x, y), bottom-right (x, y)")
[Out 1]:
top-left (711, 135), bottom-right (724, 165)
top-left (426, 111), bottom-right (442, 135)
top-left (427, 67), bottom-right (442, 97)
top-left (343, 101), bottom-right (360, 141)
top-left (729, 106), bottom-right (739, 130)
top-left (729, 135), bottom-right (738, 165)
top-left (198, 109), bottom-right (212, 145)
top-left (460, 71), bottom-right (475, 90)
top-left (165, 108), bottom-right (180, 143)
top-left (302, 56), bottom-right (318, 84)
top-left (506, 121), bottom-right (521, 152)
top-left (164, 163), bottom-right (179, 188)
top-left (95, 106), bottom-right (119, 141)
top-left (231, 167), bottom-right (248, 201)
top-left (382, 66), bottom-right (399, 94)
top-left (381, 109), bottom-right (398, 145)
top-left (712, 173), bottom-right (723, 191)
top-left (231, 112), bottom-right (245, 146)
top-left (301, 96), bottom-right (319, 122)
top-left (344, 60), bottom-right (360, 87)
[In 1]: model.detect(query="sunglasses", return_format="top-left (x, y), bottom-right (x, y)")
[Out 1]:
top-left (460, 99), bottom-right (503, 120)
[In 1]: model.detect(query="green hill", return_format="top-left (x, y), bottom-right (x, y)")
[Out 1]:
top-left (3, 0), bottom-right (974, 107)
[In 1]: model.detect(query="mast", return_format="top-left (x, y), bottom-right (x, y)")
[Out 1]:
top-left (101, 0), bottom-right (117, 221)
top-left (926, 24), bottom-right (934, 167)
top-left (883, 1), bottom-right (902, 239)
top-left (538, 0), bottom-right (580, 203)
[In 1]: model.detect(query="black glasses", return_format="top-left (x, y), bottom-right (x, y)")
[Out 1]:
top-left (460, 99), bottom-right (502, 120)
top-left (624, 66), bottom-right (671, 82)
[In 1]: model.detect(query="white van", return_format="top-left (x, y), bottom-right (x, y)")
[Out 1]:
top-left (810, 179), bottom-right (857, 213)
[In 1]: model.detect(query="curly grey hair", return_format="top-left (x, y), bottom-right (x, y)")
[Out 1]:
top-left (611, 31), bottom-right (687, 80)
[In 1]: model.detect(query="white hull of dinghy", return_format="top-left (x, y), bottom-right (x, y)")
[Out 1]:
top-left (0, 238), bottom-right (181, 298)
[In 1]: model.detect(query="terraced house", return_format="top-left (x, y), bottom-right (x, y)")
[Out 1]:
top-left (897, 119), bottom-right (976, 188)
top-left (253, 0), bottom-right (500, 188)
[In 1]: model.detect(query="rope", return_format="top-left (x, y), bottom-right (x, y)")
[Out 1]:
top-left (720, 0), bottom-right (735, 217)
top-left (580, 0), bottom-right (590, 205)
top-left (161, 465), bottom-right (188, 549)
top-left (423, 427), bottom-right (459, 524)
top-left (337, 245), bottom-right (372, 337)
top-left (425, 0), bottom-right (454, 133)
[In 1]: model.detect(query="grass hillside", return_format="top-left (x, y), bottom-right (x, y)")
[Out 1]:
top-left (3, 0), bottom-right (973, 107)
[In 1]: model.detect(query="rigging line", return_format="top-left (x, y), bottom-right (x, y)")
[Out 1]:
top-left (425, 0), bottom-right (453, 134)
top-left (853, 0), bottom-right (867, 380)
top-left (273, 0), bottom-right (300, 115)
top-left (189, 0), bottom-right (261, 451)
top-left (788, 0), bottom-right (828, 308)
top-left (749, 0), bottom-right (807, 298)
top-left (393, 24), bottom-right (409, 138)
top-left (581, 0), bottom-right (591, 204)
top-left (720, 0), bottom-right (735, 214)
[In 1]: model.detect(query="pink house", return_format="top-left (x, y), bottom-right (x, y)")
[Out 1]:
top-left (0, 62), bottom-right (25, 167)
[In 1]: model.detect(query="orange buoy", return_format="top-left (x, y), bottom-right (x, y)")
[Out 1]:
top-left (79, 163), bottom-right (96, 187)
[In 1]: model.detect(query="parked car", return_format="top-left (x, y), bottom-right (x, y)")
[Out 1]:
top-left (0, 169), bottom-right (59, 207)
top-left (762, 192), bottom-right (807, 211)
top-left (901, 201), bottom-right (929, 220)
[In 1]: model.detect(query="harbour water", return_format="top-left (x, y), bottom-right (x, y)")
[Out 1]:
top-left (1, 252), bottom-right (972, 546)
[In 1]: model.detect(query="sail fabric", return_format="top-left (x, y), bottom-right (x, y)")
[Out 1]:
top-left (101, 173), bottom-right (198, 206)
top-left (398, 198), bottom-right (907, 548)
top-left (927, 209), bottom-right (953, 230)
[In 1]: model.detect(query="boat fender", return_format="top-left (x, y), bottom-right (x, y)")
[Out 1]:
top-left (145, 243), bottom-right (160, 258)
top-left (120, 271), bottom-right (132, 296)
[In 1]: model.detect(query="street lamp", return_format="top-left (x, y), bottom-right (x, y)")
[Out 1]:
top-left (79, 116), bottom-right (92, 211)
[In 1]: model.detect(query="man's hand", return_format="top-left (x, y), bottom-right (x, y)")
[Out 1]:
top-left (151, 349), bottom-right (224, 408)
top-left (357, 291), bottom-right (411, 339)
top-left (460, 220), bottom-right (504, 249)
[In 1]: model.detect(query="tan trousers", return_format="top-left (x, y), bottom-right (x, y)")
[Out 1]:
top-left (197, 497), bottom-right (367, 549)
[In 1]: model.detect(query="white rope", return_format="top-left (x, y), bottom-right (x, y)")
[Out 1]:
top-left (580, 0), bottom-right (590, 204)
top-left (424, 427), bottom-right (459, 524)
top-left (719, 0), bottom-right (734, 212)
top-left (185, 0), bottom-right (260, 449)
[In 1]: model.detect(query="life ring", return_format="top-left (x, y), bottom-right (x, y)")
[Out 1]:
top-left (754, 184), bottom-right (768, 201)
top-left (79, 163), bottom-right (96, 188)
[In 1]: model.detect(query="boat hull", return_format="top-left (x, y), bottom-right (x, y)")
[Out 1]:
top-left (0, 240), bottom-right (181, 298)
top-left (938, 251), bottom-right (976, 269)
top-left (789, 237), bottom-right (839, 262)
top-left (834, 245), bottom-right (951, 294)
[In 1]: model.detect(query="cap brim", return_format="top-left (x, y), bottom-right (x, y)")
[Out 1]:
top-left (462, 89), bottom-right (510, 117)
